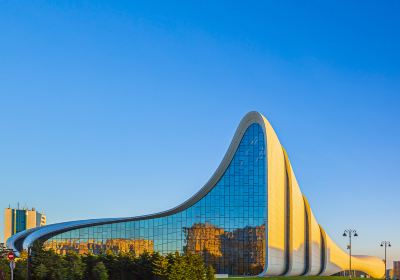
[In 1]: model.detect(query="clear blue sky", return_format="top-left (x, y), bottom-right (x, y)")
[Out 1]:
top-left (1, 0), bottom-right (399, 266)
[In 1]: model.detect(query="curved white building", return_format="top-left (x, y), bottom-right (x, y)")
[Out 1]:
top-left (7, 111), bottom-right (384, 277)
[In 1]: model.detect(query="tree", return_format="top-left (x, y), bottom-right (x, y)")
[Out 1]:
top-left (82, 254), bottom-right (97, 280)
top-left (64, 252), bottom-right (85, 280)
top-left (0, 258), bottom-right (10, 280)
top-left (33, 263), bottom-right (48, 279)
top-left (97, 252), bottom-right (120, 280)
top-left (115, 252), bottom-right (140, 280)
top-left (14, 251), bottom-right (28, 280)
top-left (205, 265), bottom-right (215, 280)
top-left (193, 254), bottom-right (208, 279)
top-left (151, 252), bottom-right (169, 280)
top-left (167, 257), bottom-right (185, 280)
top-left (92, 262), bottom-right (109, 280)
top-left (135, 251), bottom-right (155, 280)
top-left (30, 241), bottom-right (66, 280)
top-left (46, 255), bottom-right (67, 280)
top-left (26, 241), bottom-right (213, 280)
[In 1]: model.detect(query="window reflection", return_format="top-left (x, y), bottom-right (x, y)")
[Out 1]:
top-left (44, 124), bottom-right (266, 276)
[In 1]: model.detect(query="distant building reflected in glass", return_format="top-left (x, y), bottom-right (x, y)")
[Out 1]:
top-left (183, 223), bottom-right (265, 275)
top-left (44, 124), bottom-right (266, 275)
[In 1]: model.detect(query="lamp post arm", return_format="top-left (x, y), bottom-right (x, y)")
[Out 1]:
top-left (350, 233), bottom-right (352, 279)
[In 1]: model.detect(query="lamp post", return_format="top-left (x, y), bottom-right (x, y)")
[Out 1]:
top-left (343, 229), bottom-right (358, 279)
top-left (380, 241), bottom-right (391, 279)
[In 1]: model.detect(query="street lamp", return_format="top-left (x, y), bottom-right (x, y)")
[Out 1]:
top-left (343, 229), bottom-right (358, 279)
top-left (380, 241), bottom-right (391, 279)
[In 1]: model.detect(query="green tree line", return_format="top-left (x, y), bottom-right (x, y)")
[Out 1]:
top-left (0, 243), bottom-right (215, 280)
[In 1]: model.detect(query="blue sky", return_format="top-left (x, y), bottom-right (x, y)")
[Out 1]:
top-left (1, 0), bottom-right (399, 266)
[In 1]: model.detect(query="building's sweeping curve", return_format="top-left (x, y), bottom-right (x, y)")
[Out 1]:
top-left (7, 111), bottom-right (384, 278)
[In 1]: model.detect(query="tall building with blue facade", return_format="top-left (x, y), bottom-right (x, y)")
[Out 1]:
top-left (7, 112), bottom-right (384, 277)
top-left (4, 207), bottom-right (46, 243)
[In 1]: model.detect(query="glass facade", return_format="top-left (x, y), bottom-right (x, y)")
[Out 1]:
top-left (44, 123), bottom-right (267, 275)
top-left (14, 210), bottom-right (27, 234)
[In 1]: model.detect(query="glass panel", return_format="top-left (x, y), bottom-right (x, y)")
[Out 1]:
top-left (44, 123), bottom-right (267, 275)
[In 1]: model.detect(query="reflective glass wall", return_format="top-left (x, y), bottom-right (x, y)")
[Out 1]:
top-left (44, 123), bottom-right (267, 275)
